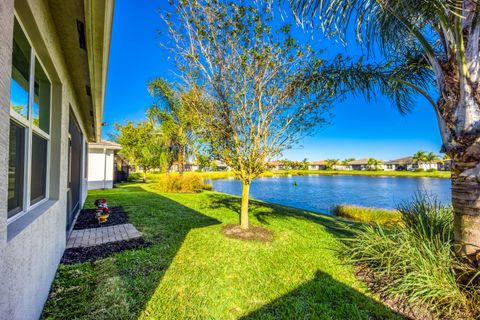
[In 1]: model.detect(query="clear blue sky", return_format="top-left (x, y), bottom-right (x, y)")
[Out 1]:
top-left (103, 0), bottom-right (442, 161)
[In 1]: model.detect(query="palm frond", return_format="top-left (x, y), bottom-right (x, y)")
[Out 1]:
top-left (302, 52), bottom-right (435, 114)
top-left (284, 0), bottom-right (458, 60)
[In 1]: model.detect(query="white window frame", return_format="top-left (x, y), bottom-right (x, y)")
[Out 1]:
top-left (7, 15), bottom-right (52, 224)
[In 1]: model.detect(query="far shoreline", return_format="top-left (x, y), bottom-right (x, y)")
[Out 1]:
top-left (146, 169), bottom-right (451, 181)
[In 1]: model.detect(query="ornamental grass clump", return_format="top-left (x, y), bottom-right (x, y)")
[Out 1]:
top-left (151, 174), bottom-right (206, 193)
top-left (333, 204), bottom-right (401, 227)
top-left (343, 197), bottom-right (480, 318)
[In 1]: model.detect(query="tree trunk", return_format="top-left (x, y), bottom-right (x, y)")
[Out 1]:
top-left (451, 153), bottom-right (480, 256)
top-left (240, 182), bottom-right (250, 229)
top-left (178, 147), bottom-right (185, 175)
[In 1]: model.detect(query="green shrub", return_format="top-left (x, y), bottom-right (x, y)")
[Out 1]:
top-left (343, 197), bottom-right (479, 318)
top-left (413, 168), bottom-right (425, 172)
top-left (150, 174), bottom-right (206, 193)
top-left (202, 183), bottom-right (213, 191)
top-left (427, 168), bottom-right (437, 172)
top-left (127, 172), bottom-right (144, 182)
top-left (333, 205), bottom-right (401, 227)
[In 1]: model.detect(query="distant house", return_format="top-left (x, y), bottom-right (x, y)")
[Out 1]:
top-left (267, 161), bottom-right (285, 170)
top-left (88, 141), bottom-right (122, 190)
top-left (185, 162), bottom-right (200, 172)
top-left (205, 160), bottom-right (230, 171)
top-left (171, 161), bottom-right (200, 172)
top-left (384, 156), bottom-right (443, 171)
top-left (308, 160), bottom-right (326, 170)
top-left (411, 161), bottom-right (441, 171)
top-left (332, 164), bottom-right (351, 171)
top-left (348, 158), bottom-right (385, 170)
top-left (348, 158), bottom-right (370, 170)
top-left (384, 157), bottom-right (413, 171)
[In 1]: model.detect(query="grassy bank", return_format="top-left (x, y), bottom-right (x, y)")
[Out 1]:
top-left (146, 169), bottom-right (450, 181)
top-left (42, 184), bottom-right (400, 319)
top-left (333, 205), bottom-right (402, 227)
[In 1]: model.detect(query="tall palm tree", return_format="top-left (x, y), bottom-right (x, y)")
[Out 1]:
top-left (425, 152), bottom-right (440, 163)
top-left (325, 158), bottom-right (340, 169)
top-left (367, 158), bottom-right (383, 170)
top-left (287, 0), bottom-right (480, 255)
top-left (412, 150), bottom-right (428, 164)
top-left (342, 158), bottom-right (355, 166)
top-left (147, 79), bottom-right (196, 175)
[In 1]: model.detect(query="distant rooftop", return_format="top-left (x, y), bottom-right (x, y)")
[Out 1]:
top-left (385, 156), bottom-right (413, 165)
top-left (348, 158), bottom-right (370, 165)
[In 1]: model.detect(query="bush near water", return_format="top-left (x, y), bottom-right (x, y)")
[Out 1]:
top-left (343, 197), bottom-right (480, 318)
top-left (333, 205), bottom-right (401, 227)
top-left (150, 173), bottom-right (209, 193)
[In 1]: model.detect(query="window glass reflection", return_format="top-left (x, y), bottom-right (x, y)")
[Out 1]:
top-left (10, 19), bottom-right (31, 119)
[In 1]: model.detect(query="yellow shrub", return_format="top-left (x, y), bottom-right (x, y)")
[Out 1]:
top-left (151, 174), bottom-right (206, 193)
top-left (333, 204), bottom-right (402, 227)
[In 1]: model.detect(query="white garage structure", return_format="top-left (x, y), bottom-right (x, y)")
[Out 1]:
top-left (88, 140), bottom-right (121, 190)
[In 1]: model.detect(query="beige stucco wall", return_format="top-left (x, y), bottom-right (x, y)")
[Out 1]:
top-left (0, 0), bottom-right (91, 319)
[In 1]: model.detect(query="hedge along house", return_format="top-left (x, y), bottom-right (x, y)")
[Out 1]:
top-left (0, 0), bottom-right (113, 319)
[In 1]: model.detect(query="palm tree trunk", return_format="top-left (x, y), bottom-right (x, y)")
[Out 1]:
top-left (178, 147), bottom-right (185, 175)
top-left (240, 182), bottom-right (250, 229)
top-left (452, 157), bottom-right (480, 256)
top-left (437, 74), bottom-right (480, 257)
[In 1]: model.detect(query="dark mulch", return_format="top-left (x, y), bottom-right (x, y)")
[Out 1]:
top-left (73, 206), bottom-right (129, 230)
top-left (61, 238), bottom-right (149, 264)
top-left (354, 263), bottom-right (435, 320)
top-left (222, 224), bottom-right (273, 242)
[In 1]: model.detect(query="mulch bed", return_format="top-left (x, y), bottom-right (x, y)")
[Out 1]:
top-left (64, 205), bottom-right (147, 264)
top-left (73, 206), bottom-right (129, 229)
top-left (61, 238), bottom-right (149, 264)
top-left (222, 224), bottom-right (273, 242)
top-left (354, 263), bottom-right (436, 320)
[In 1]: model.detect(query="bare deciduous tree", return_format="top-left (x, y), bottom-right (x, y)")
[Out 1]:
top-left (163, 0), bottom-right (334, 229)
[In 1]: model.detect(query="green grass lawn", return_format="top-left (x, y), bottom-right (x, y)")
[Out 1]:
top-left (147, 169), bottom-right (450, 181)
top-left (42, 184), bottom-right (401, 319)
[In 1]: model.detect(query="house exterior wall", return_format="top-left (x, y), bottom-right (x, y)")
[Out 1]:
top-left (0, 1), bottom-right (92, 319)
top-left (308, 164), bottom-right (326, 170)
top-left (332, 165), bottom-right (350, 170)
top-left (384, 164), bottom-right (397, 171)
top-left (88, 147), bottom-right (115, 190)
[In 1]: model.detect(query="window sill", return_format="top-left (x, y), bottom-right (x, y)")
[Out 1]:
top-left (7, 199), bottom-right (58, 242)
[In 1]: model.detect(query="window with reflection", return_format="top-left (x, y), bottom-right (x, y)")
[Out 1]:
top-left (8, 121), bottom-right (25, 217)
top-left (7, 17), bottom-right (52, 220)
top-left (10, 19), bottom-right (31, 119)
top-left (33, 58), bottom-right (51, 133)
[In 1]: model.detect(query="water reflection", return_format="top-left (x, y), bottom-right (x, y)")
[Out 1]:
top-left (208, 175), bottom-right (451, 214)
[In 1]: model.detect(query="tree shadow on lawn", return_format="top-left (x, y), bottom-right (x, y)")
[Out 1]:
top-left (42, 185), bottom-right (394, 319)
top-left (42, 185), bottom-right (221, 320)
top-left (241, 270), bottom-right (403, 319)
top-left (205, 192), bottom-right (361, 238)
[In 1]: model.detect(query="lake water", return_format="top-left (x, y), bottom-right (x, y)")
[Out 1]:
top-left (208, 175), bottom-right (452, 214)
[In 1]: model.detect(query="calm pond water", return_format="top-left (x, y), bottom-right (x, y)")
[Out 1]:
top-left (208, 175), bottom-right (452, 214)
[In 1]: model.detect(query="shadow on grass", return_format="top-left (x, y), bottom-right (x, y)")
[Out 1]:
top-left (42, 185), bottom-right (395, 319)
top-left (41, 185), bottom-right (220, 320)
top-left (241, 270), bottom-right (402, 319)
top-left (206, 192), bottom-right (361, 238)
